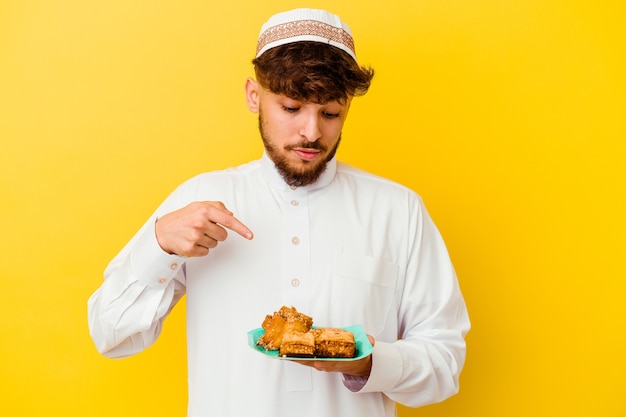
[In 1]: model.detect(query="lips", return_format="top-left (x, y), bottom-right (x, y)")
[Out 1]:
top-left (292, 148), bottom-right (322, 161)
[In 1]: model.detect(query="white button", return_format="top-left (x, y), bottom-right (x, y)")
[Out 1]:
top-left (290, 185), bottom-right (297, 190)
top-left (169, 262), bottom-right (178, 270)
top-left (158, 278), bottom-right (167, 284)
top-left (291, 236), bottom-right (300, 245)
top-left (291, 200), bottom-right (299, 206)
top-left (291, 279), bottom-right (300, 287)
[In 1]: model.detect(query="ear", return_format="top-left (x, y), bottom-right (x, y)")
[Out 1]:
top-left (245, 78), bottom-right (260, 113)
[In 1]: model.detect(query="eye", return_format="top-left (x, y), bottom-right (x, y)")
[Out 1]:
top-left (282, 105), bottom-right (299, 113)
top-left (322, 112), bottom-right (340, 119)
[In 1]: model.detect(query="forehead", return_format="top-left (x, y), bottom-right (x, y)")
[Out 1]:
top-left (261, 87), bottom-right (350, 107)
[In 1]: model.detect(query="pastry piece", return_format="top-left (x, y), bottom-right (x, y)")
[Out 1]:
top-left (279, 330), bottom-right (315, 357)
top-left (257, 313), bottom-right (286, 350)
top-left (280, 306), bottom-right (313, 330)
top-left (257, 306), bottom-right (313, 350)
top-left (312, 328), bottom-right (356, 358)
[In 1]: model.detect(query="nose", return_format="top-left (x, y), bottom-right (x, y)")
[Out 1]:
top-left (299, 112), bottom-right (322, 142)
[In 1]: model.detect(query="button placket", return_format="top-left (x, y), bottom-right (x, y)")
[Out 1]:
top-left (281, 188), bottom-right (310, 312)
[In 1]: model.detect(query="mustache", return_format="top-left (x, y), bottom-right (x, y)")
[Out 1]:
top-left (284, 141), bottom-right (327, 152)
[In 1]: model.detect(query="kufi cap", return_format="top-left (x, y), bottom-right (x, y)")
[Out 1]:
top-left (256, 8), bottom-right (357, 62)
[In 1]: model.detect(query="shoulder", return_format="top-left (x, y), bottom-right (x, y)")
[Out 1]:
top-left (160, 160), bottom-right (262, 205)
top-left (335, 161), bottom-right (422, 202)
top-left (181, 159), bottom-right (261, 187)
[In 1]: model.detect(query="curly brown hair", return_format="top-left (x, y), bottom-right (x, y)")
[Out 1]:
top-left (252, 42), bottom-right (374, 104)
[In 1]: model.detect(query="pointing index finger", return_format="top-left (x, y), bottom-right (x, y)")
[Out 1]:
top-left (217, 211), bottom-right (254, 240)
top-left (202, 201), bottom-right (254, 240)
top-left (228, 216), bottom-right (254, 240)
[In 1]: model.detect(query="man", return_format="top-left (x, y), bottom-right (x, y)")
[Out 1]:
top-left (88, 8), bottom-right (470, 417)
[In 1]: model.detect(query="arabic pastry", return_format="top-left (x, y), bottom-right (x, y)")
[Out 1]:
top-left (279, 330), bottom-right (315, 357)
top-left (312, 328), bottom-right (356, 358)
top-left (257, 306), bottom-right (313, 350)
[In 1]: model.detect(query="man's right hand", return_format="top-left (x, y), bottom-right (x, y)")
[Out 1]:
top-left (155, 201), bottom-right (253, 257)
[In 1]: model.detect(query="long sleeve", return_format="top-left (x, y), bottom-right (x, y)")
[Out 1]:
top-left (86, 163), bottom-right (259, 360)
top-left (87, 214), bottom-right (187, 358)
top-left (348, 195), bottom-right (470, 407)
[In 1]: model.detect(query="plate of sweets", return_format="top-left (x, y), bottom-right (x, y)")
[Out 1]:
top-left (247, 306), bottom-right (373, 361)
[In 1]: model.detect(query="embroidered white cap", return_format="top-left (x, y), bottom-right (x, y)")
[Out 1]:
top-left (256, 8), bottom-right (357, 62)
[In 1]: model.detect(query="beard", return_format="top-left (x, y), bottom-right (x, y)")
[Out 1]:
top-left (259, 111), bottom-right (341, 187)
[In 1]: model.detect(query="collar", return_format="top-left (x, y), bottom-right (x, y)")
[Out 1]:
top-left (260, 151), bottom-right (337, 192)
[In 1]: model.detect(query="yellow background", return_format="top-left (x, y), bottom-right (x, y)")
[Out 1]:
top-left (1, 1), bottom-right (624, 415)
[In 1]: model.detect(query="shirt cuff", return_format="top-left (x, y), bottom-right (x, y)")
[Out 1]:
top-left (129, 217), bottom-right (185, 288)
top-left (342, 374), bottom-right (368, 392)
top-left (348, 341), bottom-right (403, 394)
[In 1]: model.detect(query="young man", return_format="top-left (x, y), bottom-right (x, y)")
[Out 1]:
top-left (88, 8), bottom-right (470, 417)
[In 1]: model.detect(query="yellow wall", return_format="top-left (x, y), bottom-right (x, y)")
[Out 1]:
top-left (1, 1), bottom-right (624, 415)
